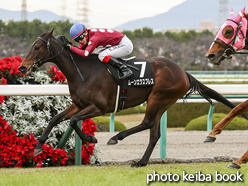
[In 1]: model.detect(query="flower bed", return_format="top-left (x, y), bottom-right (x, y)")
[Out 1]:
top-left (0, 56), bottom-right (100, 167)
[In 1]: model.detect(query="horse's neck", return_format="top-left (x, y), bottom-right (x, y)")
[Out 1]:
top-left (54, 52), bottom-right (98, 84)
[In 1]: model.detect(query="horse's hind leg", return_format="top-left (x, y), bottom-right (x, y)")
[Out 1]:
top-left (131, 110), bottom-right (164, 167)
top-left (107, 114), bottom-right (155, 145)
top-left (227, 150), bottom-right (248, 169)
top-left (107, 96), bottom-right (161, 145)
top-left (107, 91), bottom-right (178, 145)
top-left (205, 100), bottom-right (248, 143)
top-left (34, 103), bottom-right (81, 156)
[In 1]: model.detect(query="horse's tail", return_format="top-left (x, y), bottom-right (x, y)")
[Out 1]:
top-left (185, 72), bottom-right (248, 120)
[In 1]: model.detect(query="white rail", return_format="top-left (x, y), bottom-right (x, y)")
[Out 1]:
top-left (1, 84), bottom-right (248, 102)
top-left (192, 74), bottom-right (248, 82)
top-left (1, 84), bottom-right (248, 94)
top-left (199, 79), bottom-right (248, 82)
top-left (0, 85), bottom-right (70, 96)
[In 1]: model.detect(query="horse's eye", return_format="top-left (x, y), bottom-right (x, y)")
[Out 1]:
top-left (34, 46), bottom-right (40, 50)
top-left (225, 30), bottom-right (232, 35)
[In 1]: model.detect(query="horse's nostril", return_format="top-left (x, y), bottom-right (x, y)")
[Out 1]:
top-left (18, 66), bottom-right (27, 73)
top-left (206, 54), bottom-right (215, 59)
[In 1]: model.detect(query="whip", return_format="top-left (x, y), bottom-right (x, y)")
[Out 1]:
top-left (68, 50), bottom-right (84, 82)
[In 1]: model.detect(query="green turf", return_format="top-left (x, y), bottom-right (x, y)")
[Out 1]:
top-left (0, 162), bottom-right (247, 186)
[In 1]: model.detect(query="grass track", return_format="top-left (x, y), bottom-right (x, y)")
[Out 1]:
top-left (1, 162), bottom-right (247, 186)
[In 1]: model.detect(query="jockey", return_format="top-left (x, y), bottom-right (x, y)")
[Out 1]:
top-left (66, 23), bottom-right (133, 80)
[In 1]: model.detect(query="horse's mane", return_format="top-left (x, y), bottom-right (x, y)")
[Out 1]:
top-left (245, 13), bottom-right (248, 21)
top-left (40, 31), bottom-right (56, 39)
top-left (71, 53), bottom-right (100, 64)
top-left (40, 32), bottom-right (46, 37)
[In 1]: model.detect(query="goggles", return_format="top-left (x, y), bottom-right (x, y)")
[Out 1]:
top-left (74, 34), bottom-right (85, 42)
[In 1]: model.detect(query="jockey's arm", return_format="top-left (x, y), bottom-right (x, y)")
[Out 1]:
top-left (70, 38), bottom-right (98, 57)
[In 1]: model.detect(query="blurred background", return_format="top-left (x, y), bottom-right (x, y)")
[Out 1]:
top-left (0, 0), bottom-right (247, 71)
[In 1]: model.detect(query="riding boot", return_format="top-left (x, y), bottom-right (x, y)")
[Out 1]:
top-left (107, 57), bottom-right (133, 79)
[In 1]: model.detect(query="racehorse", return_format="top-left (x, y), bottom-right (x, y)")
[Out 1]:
top-left (206, 6), bottom-right (248, 169)
top-left (19, 30), bottom-right (240, 167)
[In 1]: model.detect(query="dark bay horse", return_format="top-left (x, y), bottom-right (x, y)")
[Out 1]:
top-left (206, 7), bottom-right (248, 169)
top-left (19, 30), bottom-right (239, 167)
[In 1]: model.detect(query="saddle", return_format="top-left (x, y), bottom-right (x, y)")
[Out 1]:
top-left (106, 56), bottom-right (155, 113)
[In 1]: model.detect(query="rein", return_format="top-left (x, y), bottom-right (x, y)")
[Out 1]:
top-left (67, 50), bottom-right (85, 81)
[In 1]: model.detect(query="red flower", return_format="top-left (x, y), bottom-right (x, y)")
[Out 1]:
top-left (0, 117), bottom-right (97, 167)
top-left (0, 56), bottom-right (24, 78)
top-left (0, 96), bottom-right (4, 103)
top-left (47, 65), bottom-right (67, 84)
top-left (0, 56), bottom-right (97, 168)
top-left (0, 77), bottom-right (7, 103)
top-left (0, 117), bottom-right (70, 168)
top-left (0, 77), bottom-right (7, 84)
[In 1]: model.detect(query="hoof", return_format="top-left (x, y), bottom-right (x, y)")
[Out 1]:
top-left (204, 136), bottom-right (216, 143)
top-left (131, 162), bottom-right (147, 168)
top-left (107, 138), bottom-right (118, 145)
top-left (227, 163), bottom-right (241, 169)
top-left (34, 148), bottom-right (43, 156)
top-left (34, 142), bottom-right (43, 156)
top-left (90, 135), bottom-right (98, 144)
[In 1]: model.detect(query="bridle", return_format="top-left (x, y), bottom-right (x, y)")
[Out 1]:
top-left (31, 36), bottom-right (64, 69)
top-left (213, 18), bottom-right (248, 60)
top-left (29, 35), bottom-right (84, 81)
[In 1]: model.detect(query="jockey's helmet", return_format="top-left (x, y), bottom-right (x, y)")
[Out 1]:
top-left (70, 24), bottom-right (87, 41)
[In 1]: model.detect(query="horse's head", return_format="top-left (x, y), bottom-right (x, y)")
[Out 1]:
top-left (206, 6), bottom-right (248, 65)
top-left (19, 30), bottom-right (56, 75)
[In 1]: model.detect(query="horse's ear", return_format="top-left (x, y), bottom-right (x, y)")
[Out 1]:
top-left (48, 29), bottom-right (54, 37)
top-left (240, 6), bottom-right (246, 15)
top-left (230, 8), bottom-right (234, 15)
top-left (235, 6), bottom-right (246, 23)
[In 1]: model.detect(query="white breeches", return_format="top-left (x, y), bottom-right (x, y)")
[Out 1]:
top-left (98, 35), bottom-right (133, 61)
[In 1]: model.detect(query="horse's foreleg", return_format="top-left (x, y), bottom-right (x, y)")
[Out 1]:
top-left (227, 150), bottom-right (248, 169)
top-left (34, 104), bottom-right (80, 156)
top-left (69, 104), bottom-right (102, 143)
top-left (205, 100), bottom-right (248, 143)
top-left (204, 111), bottom-right (237, 143)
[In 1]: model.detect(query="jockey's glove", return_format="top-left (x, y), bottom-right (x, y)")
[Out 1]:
top-left (64, 43), bottom-right (72, 50)
top-left (58, 35), bottom-right (72, 50)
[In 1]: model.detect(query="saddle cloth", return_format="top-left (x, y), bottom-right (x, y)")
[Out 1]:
top-left (106, 57), bottom-right (155, 86)
top-left (106, 57), bottom-right (155, 113)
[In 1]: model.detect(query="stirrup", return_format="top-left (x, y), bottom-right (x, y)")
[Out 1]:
top-left (119, 69), bottom-right (133, 80)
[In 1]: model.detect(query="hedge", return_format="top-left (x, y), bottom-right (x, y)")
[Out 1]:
top-left (167, 102), bottom-right (240, 127)
top-left (185, 113), bottom-right (248, 131)
top-left (111, 102), bottom-right (239, 128)
top-left (92, 116), bottom-right (127, 132)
